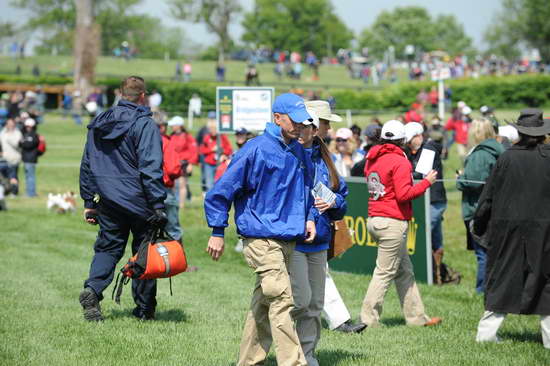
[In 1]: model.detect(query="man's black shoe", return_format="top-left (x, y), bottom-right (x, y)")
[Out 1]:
top-left (132, 307), bottom-right (155, 321)
top-left (79, 287), bottom-right (104, 322)
top-left (334, 320), bottom-right (367, 334)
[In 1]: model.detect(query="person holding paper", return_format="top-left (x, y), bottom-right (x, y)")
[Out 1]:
top-left (361, 120), bottom-right (441, 328)
top-left (305, 100), bottom-right (367, 334)
top-left (404, 122), bottom-right (449, 284)
top-left (289, 108), bottom-right (351, 366)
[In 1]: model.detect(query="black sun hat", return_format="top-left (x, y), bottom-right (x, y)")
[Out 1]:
top-left (507, 108), bottom-right (550, 137)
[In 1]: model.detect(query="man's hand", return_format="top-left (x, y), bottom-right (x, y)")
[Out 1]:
top-left (84, 208), bottom-right (98, 225)
top-left (314, 197), bottom-right (335, 214)
top-left (304, 220), bottom-right (316, 243)
top-left (147, 209), bottom-right (168, 229)
top-left (206, 236), bottom-right (225, 261)
top-left (186, 163), bottom-right (193, 175)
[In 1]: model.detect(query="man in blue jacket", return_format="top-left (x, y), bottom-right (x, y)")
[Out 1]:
top-left (204, 93), bottom-right (316, 366)
top-left (79, 76), bottom-right (167, 321)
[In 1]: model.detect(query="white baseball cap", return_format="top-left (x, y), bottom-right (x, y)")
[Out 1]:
top-left (168, 116), bottom-right (184, 126)
top-left (336, 128), bottom-right (353, 140)
top-left (405, 122), bottom-right (424, 142)
top-left (24, 118), bottom-right (36, 127)
top-left (381, 120), bottom-right (406, 140)
top-left (498, 125), bottom-right (519, 142)
top-left (85, 101), bottom-right (98, 114)
top-left (462, 106), bottom-right (472, 115)
top-left (302, 107), bottom-right (320, 128)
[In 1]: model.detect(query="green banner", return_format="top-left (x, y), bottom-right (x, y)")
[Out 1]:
top-left (329, 177), bottom-right (433, 284)
top-left (216, 87), bottom-right (274, 133)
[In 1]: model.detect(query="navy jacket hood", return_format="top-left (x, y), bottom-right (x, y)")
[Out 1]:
top-left (88, 100), bottom-right (152, 140)
top-left (79, 100), bottom-right (166, 218)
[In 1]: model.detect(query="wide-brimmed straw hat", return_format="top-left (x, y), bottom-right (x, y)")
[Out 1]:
top-left (507, 108), bottom-right (550, 137)
top-left (305, 100), bottom-right (342, 122)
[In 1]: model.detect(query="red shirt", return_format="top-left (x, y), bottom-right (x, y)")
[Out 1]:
top-left (170, 132), bottom-right (199, 165)
top-left (161, 134), bottom-right (182, 188)
top-left (445, 117), bottom-right (469, 145)
top-left (429, 90), bottom-right (438, 105)
top-left (364, 144), bottom-right (431, 220)
top-left (214, 160), bottom-right (229, 182)
top-left (200, 134), bottom-right (233, 166)
top-left (405, 109), bottom-right (423, 123)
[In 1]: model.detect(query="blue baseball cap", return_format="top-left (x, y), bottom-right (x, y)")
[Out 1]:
top-left (207, 111), bottom-right (216, 119)
top-left (272, 93), bottom-right (313, 123)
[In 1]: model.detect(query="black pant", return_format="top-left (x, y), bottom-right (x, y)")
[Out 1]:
top-left (84, 207), bottom-right (157, 313)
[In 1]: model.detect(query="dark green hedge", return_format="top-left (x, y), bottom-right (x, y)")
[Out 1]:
top-left (330, 74), bottom-right (550, 112)
top-left (2, 73), bottom-right (550, 112)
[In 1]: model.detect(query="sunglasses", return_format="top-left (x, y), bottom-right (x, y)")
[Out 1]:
top-left (336, 138), bottom-right (348, 143)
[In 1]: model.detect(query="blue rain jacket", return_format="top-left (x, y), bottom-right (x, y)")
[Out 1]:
top-left (204, 122), bottom-right (315, 241)
top-left (79, 100), bottom-right (166, 218)
top-left (296, 143), bottom-right (348, 253)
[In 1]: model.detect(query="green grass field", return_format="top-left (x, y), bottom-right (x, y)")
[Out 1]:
top-left (1, 112), bottom-right (550, 366)
top-left (0, 55), bottom-right (398, 90)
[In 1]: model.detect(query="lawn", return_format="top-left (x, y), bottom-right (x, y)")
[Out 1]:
top-left (1, 112), bottom-right (549, 366)
top-left (0, 55), bottom-right (400, 90)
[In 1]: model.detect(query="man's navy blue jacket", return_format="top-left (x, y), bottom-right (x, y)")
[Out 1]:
top-left (204, 122), bottom-right (315, 241)
top-left (79, 99), bottom-right (166, 218)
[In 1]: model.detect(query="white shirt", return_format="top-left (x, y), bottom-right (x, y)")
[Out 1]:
top-left (149, 93), bottom-right (162, 108)
top-left (0, 128), bottom-right (23, 165)
top-left (189, 97), bottom-right (202, 116)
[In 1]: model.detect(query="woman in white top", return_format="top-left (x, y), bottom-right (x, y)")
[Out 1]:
top-left (331, 127), bottom-right (364, 177)
top-left (0, 118), bottom-right (23, 194)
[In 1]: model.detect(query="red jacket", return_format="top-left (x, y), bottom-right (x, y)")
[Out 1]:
top-left (405, 109), bottom-right (423, 123)
top-left (214, 160), bottom-right (229, 182)
top-left (161, 134), bottom-right (183, 188)
top-left (200, 134), bottom-right (233, 166)
top-left (364, 144), bottom-right (431, 220)
top-left (171, 132), bottom-right (199, 165)
top-left (445, 117), bottom-right (469, 145)
top-left (428, 90), bottom-right (438, 105)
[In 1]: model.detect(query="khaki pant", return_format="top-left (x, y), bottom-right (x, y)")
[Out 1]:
top-left (456, 143), bottom-right (468, 160)
top-left (360, 216), bottom-right (430, 327)
top-left (476, 311), bottom-right (550, 349)
top-left (289, 250), bottom-right (327, 366)
top-left (239, 238), bottom-right (307, 366)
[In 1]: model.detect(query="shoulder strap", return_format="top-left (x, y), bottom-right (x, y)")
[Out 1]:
top-left (112, 271), bottom-right (131, 304)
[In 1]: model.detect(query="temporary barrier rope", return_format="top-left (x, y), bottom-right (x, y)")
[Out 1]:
top-left (436, 179), bottom-right (486, 184)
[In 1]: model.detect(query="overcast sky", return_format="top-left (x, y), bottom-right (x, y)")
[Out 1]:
top-left (0, 0), bottom-right (501, 51)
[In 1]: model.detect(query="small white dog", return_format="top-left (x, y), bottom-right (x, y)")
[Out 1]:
top-left (47, 192), bottom-right (77, 214)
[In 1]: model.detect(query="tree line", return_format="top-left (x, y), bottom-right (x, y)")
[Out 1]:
top-left (1, 0), bottom-right (549, 62)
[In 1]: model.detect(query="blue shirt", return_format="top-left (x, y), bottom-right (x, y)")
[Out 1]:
top-left (204, 122), bottom-right (315, 241)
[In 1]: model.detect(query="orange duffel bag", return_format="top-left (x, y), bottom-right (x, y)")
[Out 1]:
top-left (112, 229), bottom-right (187, 303)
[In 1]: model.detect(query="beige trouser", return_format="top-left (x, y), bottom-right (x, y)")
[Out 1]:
top-left (289, 249), bottom-right (327, 366)
top-left (360, 216), bottom-right (431, 327)
top-left (476, 311), bottom-right (550, 349)
top-left (238, 238), bottom-right (307, 366)
top-left (456, 143), bottom-right (467, 160)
